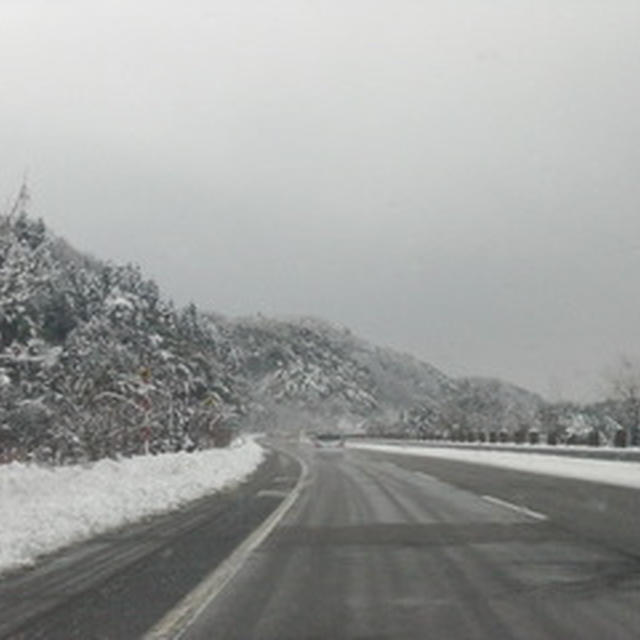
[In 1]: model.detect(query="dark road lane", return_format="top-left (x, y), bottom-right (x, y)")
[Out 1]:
top-left (182, 444), bottom-right (640, 640)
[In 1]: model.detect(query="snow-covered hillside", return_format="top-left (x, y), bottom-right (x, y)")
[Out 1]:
top-left (211, 315), bottom-right (458, 432)
top-left (0, 208), bottom-right (570, 462)
top-left (0, 210), bottom-right (244, 463)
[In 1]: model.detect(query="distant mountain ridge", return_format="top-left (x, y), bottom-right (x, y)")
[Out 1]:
top-left (206, 314), bottom-right (544, 437)
top-left (207, 314), bottom-right (459, 431)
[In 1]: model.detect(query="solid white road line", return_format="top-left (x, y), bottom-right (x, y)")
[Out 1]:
top-left (143, 449), bottom-right (309, 640)
top-left (481, 495), bottom-right (548, 521)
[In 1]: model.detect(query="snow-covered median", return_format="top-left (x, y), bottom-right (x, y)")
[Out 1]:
top-left (349, 442), bottom-right (640, 489)
top-left (0, 438), bottom-right (264, 575)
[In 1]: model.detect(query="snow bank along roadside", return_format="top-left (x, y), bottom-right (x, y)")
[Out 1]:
top-left (352, 438), bottom-right (640, 461)
top-left (349, 442), bottom-right (640, 490)
top-left (0, 438), bottom-right (264, 576)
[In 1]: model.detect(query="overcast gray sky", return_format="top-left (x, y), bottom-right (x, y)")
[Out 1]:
top-left (2, 0), bottom-right (640, 401)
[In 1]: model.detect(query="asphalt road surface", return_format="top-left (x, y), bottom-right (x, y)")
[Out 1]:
top-left (4, 442), bottom-right (640, 639)
top-left (181, 443), bottom-right (640, 640)
top-left (0, 449), bottom-right (300, 640)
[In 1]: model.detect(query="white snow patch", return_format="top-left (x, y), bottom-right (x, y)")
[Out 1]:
top-left (0, 439), bottom-right (264, 575)
top-left (349, 442), bottom-right (640, 489)
top-left (105, 295), bottom-right (134, 310)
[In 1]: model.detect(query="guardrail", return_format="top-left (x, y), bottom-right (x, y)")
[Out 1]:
top-left (345, 435), bottom-right (640, 462)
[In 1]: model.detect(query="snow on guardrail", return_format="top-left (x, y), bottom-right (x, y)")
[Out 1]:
top-left (345, 437), bottom-right (640, 460)
top-left (348, 441), bottom-right (640, 489)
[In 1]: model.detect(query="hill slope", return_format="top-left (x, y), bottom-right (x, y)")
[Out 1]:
top-left (209, 314), bottom-right (459, 432)
top-left (0, 209), bottom-right (545, 462)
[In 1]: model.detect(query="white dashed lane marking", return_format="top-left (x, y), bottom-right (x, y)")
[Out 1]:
top-left (482, 495), bottom-right (548, 521)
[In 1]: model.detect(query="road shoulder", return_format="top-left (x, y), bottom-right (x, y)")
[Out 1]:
top-left (0, 446), bottom-right (302, 640)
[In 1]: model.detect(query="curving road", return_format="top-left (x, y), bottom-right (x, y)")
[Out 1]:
top-left (180, 442), bottom-right (640, 640)
top-left (4, 441), bottom-right (640, 639)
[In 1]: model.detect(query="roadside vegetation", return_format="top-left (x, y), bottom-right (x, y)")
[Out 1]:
top-left (0, 197), bottom-right (240, 464)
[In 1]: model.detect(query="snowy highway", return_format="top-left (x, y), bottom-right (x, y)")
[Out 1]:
top-left (179, 442), bottom-right (640, 640)
top-left (5, 442), bottom-right (640, 639)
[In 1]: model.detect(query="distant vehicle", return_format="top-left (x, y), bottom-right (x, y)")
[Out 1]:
top-left (313, 433), bottom-right (345, 448)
